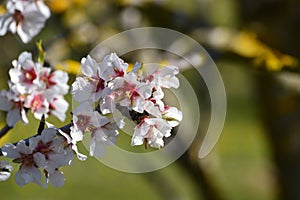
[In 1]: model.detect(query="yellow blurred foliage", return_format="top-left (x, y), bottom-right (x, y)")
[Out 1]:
top-left (117, 0), bottom-right (152, 6)
top-left (230, 31), bottom-right (298, 71)
top-left (47, 0), bottom-right (89, 13)
top-left (0, 5), bottom-right (6, 14)
top-left (55, 60), bottom-right (81, 75)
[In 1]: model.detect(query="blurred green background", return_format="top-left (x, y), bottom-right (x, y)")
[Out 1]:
top-left (1, 0), bottom-right (300, 199)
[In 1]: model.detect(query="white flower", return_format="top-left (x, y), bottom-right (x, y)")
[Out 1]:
top-left (29, 128), bottom-right (75, 187)
top-left (99, 53), bottom-right (128, 81)
top-left (49, 96), bottom-right (69, 122)
top-left (25, 93), bottom-right (49, 119)
top-left (90, 117), bottom-right (124, 158)
top-left (2, 51), bottom-right (70, 123)
top-left (0, 0), bottom-right (50, 43)
top-left (0, 89), bottom-right (28, 126)
top-left (132, 117), bottom-right (172, 148)
top-left (2, 127), bottom-right (80, 187)
top-left (113, 73), bottom-right (152, 113)
top-left (71, 56), bottom-right (111, 102)
top-left (1, 141), bottom-right (43, 186)
top-left (146, 65), bottom-right (180, 89)
top-left (39, 68), bottom-right (69, 96)
top-left (9, 51), bottom-right (39, 94)
top-left (70, 53), bottom-right (183, 155)
top-left (46, 122), bottom-right (87, 161)
top-left (162, 106), bottom-right (182, 127)
top-left (70, 102), bottom-right (101, 143)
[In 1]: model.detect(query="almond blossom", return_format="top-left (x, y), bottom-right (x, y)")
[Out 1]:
top-left (1, 127), bottom-right (80, 187)
top-left (0, 0), bottom-right (50, 43)
top-left (0, 52), bottom-right (183, 188)
top-left (90, 116), bottom-right (124, 158)
top-left (0, 88), bottom-right (28, 126)
top-left (112, 72), bottom-right (152, 113)
top-left (71, 56), bottom-right (111, 103)
top-left (0, 51), bottom-right (69, 126)
top-left (71, 53), bottom-right (182, 155)
top-left (132, 117), bottom-right (172, 148)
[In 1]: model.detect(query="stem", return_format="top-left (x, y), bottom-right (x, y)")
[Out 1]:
top-left (37, 115), bottom-right (45, 135)
top-left (0, 125), bottom-right (12, 140)
top-left (0, 122), bottom-right (72, 157)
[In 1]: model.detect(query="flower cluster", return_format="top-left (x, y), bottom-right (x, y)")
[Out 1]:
top-left (0, 51), bottom-right (69, 126)
top-left (1, 126), bottom-right (84, 187)
top-left (0, 0), bottom-right (50, 43)
top-left (71, 53), bottom-right (182, 157)
top-left (0, 52), bottom-right (183, 187)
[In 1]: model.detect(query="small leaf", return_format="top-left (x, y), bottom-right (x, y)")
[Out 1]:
top-left (36, 40), bottom-right (46, 64)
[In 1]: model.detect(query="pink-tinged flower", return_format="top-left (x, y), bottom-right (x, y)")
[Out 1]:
top-left (25, 93), bottom-right (49, 119)
top-left (90, 117), bottom-right (124, 158)
top-left (9, 51), bottom-right (39, 94)
top-left (4, 51), bottom-right (70, 123)
top-left (1, 141), bottom-right (43, 186)
top-left (49, 96), bottom-right (69, 122)
top-left (72, 56), bottom-right (111, 103)
top-left (113, 73), bottom-right (152, 113)
top-left (0, 89), bottom-right (28, 126)
top-left (99, 53), bottom-right (128, 81)
top-left (39, 68), bottom-right (69, 96)
top-left (2, 127), bottom-right (80, 187)
top-left (132, 117), bottom-right (172, 148)
top-left (46, 122), bottom-right (87, 161)
top-left (162, 106), bottom-right (182, 127)
top-left (146, 65), bottom-right (180, 89)
top-left (70, 102), bottom-right (97, 143)
top-left (0, 0), bottom-right (50, 43)
top-left (28, 128), bottom-right (75, 187)
top-left (143, 100), bottom-right (162, 118)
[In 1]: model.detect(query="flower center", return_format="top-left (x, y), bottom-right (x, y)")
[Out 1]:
top-left (23, 68), bottom-right (37, 84)
top-left (30, 94), bottom-right (44, 112)
top-left (13, 10), bottom-right (24, 25)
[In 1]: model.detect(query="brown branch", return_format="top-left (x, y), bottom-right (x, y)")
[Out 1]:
top-left (0, 122), bottom-right (72, 157)
top-left (0, 125), bottom-right (12, 140)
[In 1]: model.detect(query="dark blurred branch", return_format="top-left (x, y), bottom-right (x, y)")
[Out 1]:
top-left (258, 72), bottom-right (300, 200)
top-left (177, 151), bottom-right (224, 200)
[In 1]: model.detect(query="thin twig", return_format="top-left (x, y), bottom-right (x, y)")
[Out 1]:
top-left (0, 125), bottom-right (12, 140)
top-left (0, 122), bottom-right (72, 157)
top-left (37, 115), bottom-right (45, 135)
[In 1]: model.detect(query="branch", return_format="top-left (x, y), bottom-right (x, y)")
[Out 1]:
top-left (0, 125), bottom-right (12, 140)
top-left (0, 122), bottom-right (72, 157)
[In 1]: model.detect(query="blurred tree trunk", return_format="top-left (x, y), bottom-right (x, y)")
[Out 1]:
top-left (258, 72), bottom-right (300, 200)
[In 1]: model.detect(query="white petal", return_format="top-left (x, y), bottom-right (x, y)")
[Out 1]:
top-left (50, 97), bottom-right (69, 121)
top-left (6, 108), bottom-right (21, 127)
top-left (41, 128), bottom-right (57, 143)
top-left (0, 14), bottom-right (13, 36)
top-left (81, 55), bottom-right (98, 77)
top-left (35, 0), bottom-right (51, 18)
top-left (49, 170), bottom-right (65, 188)
top-left (1, 144), bottom-right (20, 158)
top-left (15, 170), bottom-right (26, 186)
top-left (33, 152), bottom-right (47, 169)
